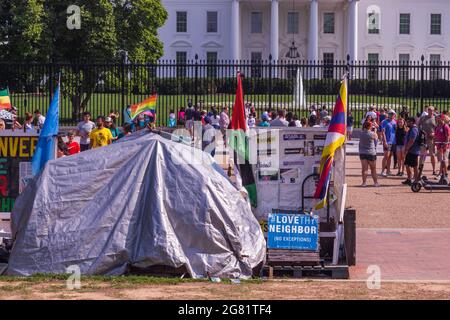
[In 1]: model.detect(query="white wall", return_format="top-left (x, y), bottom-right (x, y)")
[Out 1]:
top-left (159, 0), bottom-right (450, 62)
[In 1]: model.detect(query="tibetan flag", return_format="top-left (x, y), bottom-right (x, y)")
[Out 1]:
top-left (0, 88), bottom-right (11, 110)
top-left (313, 77), bottom-right (347, 210)
top-left (130, 94), bottom-right (157, 120)
top-left (229, 72), bottom-right (257, 207)
top-left (32, 84), bottom-right (60, 176)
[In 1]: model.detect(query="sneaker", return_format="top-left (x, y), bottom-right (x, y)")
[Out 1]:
top-left (380, 172), bottom-right (387, 177)
top-left (401, 179), bottom-right (412, 186)
top-left (373, 182), bottom-right (380, 187)
top-left (360, 182), bottom-right (367, 187)
top-left (396, 172), bottom-right (402, 176)
top-left (386, 171), bottom-right (393, 176)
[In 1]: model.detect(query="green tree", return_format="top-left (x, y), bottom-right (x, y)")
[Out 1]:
top-left (0, 0), bottom-right (167, 118)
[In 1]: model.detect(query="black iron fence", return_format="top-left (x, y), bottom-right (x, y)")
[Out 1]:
top-left (1, 54), bottom-right (450, 127)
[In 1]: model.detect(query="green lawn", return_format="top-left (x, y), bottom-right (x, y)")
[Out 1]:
top-left (9, 93), bottom-right (447, 126)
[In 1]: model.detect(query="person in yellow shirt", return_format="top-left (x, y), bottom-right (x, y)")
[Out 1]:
top-left (89, 116), bottom-right (113, 149)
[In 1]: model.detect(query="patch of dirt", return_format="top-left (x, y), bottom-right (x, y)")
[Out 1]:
top-left (0, 280), bottom-right (449, 300)
top-left (345, 155), bottom-right (450, 228)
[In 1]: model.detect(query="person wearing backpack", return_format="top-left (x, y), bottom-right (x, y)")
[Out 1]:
top-left (402, 117), bottom-right (421, 185)
top-left (434, 115), bottom-right (450, 179)
top-left (418, 106), bottom-right (437, 175)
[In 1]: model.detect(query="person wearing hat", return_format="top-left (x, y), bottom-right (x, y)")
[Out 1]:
top-left (380, 110), bottom-right (397, 177)
top-left (202, 116), bottom-right (216, 157)
top-left (418, 106), bottom-right (437, 175)
top-left (105, 116), bottom-right (123, 142)
top-left (66, 130), bottom-right (80, 155)
top-left (258, 113), bottom-right (270, 127)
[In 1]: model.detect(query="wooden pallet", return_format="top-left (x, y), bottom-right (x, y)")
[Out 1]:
top-left (267, 249), bottom-right (320, 266)
top-left (263, 263), bottom-right (349, 279)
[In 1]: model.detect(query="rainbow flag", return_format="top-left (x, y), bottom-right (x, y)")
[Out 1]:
top-left (130, 94), bottom-right (157, 119)
top-left (313, 77), bottom-right (347, 210)
top-left (0, 88), bottom-right (11, 110)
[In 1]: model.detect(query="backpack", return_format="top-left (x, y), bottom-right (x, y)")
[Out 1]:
top-left (416, 129), bottom-right (426, 147)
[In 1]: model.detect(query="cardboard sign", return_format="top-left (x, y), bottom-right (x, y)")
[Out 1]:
top-left (267, 212), bottom-right (319, 251)
top-left (0, 133), bottom-right (38, 213)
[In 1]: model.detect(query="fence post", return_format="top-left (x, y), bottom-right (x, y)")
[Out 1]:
top-left (194, 54), bottom-right (199, 107)
top-left (420, 54), bottom-right (424, 112)
top-left (121, 56), bottom-right (126, 111)
top-left (346, 54), bottom-right (351, 115)
top-left (268, 54), bottom-right (273, 110)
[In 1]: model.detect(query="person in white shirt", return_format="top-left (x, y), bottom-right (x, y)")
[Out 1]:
top-left (270, 110), bottom-right (289, 127)
top-left (34, 109), bottom-right (46, 129)
top-left (76, 111), bottom-right (96, 151)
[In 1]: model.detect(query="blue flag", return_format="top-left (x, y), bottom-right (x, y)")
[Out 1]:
top-left (31, 84), bottom-right (60, 176)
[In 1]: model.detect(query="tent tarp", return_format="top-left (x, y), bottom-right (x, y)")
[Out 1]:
top-left (6, 130), bottom-right (266, 278)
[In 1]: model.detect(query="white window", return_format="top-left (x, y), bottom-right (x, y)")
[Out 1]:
top-left (430, 54), bottom-right (441, 80)
top-left (323, 13), bottom-right (335, 34)
top-left (206, 51), bottom-right (218, 77)
top-left (207, 11), bottom-right (218, 33)
top-left (368, 53), bottom-right (379, 80)
top-left (399, 54), bottom-right (410, 80)
top-left (399, 13), bottom-right (410, 35)
top-left (251, 12), bottom-right (263, 34)
top-left (323, 53), bottom-right (334, 79)
top-left (176, 11), bottom-right (187, 33)
top-left (368, 11), bottom-right (380, 34)
top-left (287, 12), bottom-right (299, 34)
top-left (430, 14), bottom-right (441, 35)
top-left (176, 51), bottom-right (187, 77)
top-left (251, 52), bottom-right (262, 77)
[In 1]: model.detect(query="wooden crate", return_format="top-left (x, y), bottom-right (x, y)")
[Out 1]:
top-left (267, 249), bottom-right (320, 266)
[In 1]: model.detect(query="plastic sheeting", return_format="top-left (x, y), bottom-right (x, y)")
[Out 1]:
top-left (6, 130), bottom-right (266, 278)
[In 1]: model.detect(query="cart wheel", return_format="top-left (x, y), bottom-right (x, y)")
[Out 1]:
top-left (411, 182), bottom-right (422, 193)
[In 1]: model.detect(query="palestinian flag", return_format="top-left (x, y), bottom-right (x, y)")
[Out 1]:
top-left (228, 72), bottom-right (257, 207)
top-left (0, 88), bottom-right (11, 110)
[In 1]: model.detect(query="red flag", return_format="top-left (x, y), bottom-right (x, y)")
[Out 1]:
top-left (230, 73), bottom-right (247, 131)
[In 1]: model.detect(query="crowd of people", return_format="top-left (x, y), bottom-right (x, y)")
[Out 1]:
top-left (358, 105), bottom-right (450, 187)
top-left (3, 101), bottom-right (448, 185)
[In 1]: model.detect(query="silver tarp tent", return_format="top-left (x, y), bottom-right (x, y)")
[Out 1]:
top-left (6, 130), bottom-right (266, 278)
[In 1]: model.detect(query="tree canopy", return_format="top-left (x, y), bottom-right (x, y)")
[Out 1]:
top-left (0, 0), bottom-right (168, 63)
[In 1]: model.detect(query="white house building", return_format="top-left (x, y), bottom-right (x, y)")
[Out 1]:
top-left (158, 0), bottom-right (450, 66)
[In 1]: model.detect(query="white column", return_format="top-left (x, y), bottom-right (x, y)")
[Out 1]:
top-left (231, 0), bottom-right (241, 61)
top-left (347, 0), bottom-right (359, 61)
top-left (270, 0), bottom-right (279, 61)
top-left (308, 0), bottom-right (319, 62)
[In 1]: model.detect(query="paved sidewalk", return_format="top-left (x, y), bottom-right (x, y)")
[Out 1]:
top-left (350, 228), bottom-right (450, 281)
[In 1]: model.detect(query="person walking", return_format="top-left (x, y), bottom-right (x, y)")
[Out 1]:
top-left (380, 110), bottom-right (397, 176)
top-left (418, 106), bottom-right (437, 175)
top-left (434, 114), bottom-right (450, 179)
top-left (403, 117), bottom-right (421, 185)
top-left (359, 121), bottom-right (380, 187)
top-left (395, 118), bottom-right (407, 176)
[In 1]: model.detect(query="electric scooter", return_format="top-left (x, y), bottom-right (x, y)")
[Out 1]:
top-left (411, 142), bottom-right (450, 192)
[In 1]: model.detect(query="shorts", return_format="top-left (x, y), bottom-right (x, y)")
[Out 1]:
top-left (80, 144), bottom-right (90, 152)
top-left (396, 145), bottom-right (405, 153)
top-left (359, 154), bottom-right (377, 162)
top-left (405, 153), bottom-right (419, 167)
top-left (384, 144), bottom-right (394, 152)
top-left (347, 126), bottom-right (353, 133)
top-left (185, 119), bottom-right (194, 130)
top-left (424, 138), bottom-right (436, 155)
top-left (437, 147), bottom-right (450, 162)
